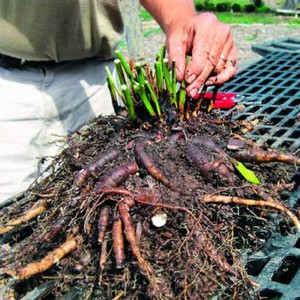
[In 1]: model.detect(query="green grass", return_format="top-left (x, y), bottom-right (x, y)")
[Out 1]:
top-left (216, 12), bottom-right (300, 25)
top-left (195, 0), bottom-right (251, 6)
top-left (217, 13), bottom-right (277, 23)
top-left (140, 7), bottom-right (300, 27)
top-left (140, 9), bottom-right (153, 21)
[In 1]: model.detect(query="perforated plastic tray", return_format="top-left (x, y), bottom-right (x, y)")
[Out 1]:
top-left (221, 51), bottom-right (300, 299)
top-left (252, 37), bottom-right (300, 57)
top-left (245, 185), bottom-right (300, 300)
top-left (221, 51), bottom-right (300, 151)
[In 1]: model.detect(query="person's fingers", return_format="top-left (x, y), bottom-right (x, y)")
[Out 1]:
top-left (166, 30), bottom-right (190, 82)
top-left (184, 14), bottom-right (232, 89)
top-left (184, 14), bottom-right (217, 85)
top-left (214, 34), bottom-right (234, 74)
top-left (186, 62), bottom-right (214, 98)
top-left (204, 22), bottom-right (231, 72)
top-left (163, 12), bottom-right (237, 96)
top-left (206, 45), bottom-right (237, 85)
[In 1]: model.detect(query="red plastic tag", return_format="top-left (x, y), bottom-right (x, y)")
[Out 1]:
top-left (203, 92), bottom-right (237, 109)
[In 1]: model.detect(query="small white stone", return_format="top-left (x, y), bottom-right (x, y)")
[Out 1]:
top-left (151, 213), bottom-right (167, 227)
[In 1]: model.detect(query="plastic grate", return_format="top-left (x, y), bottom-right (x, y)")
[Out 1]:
top-left (221, 51), bottom-right (300, 151)
top-left (244, 185), bottom-right (300, 300)
top-left (221, 51), bottom-right (300, 299)
top-left (251, 37), bottom-right (300, 57)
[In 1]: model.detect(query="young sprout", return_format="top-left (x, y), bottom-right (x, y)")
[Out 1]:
top-left (105, 66), bottom-right (123, 112)
top-left (162, 58), bottom-right (173, 98)
top-left (171, 59), bottom-right (177, 107)
top-left (115, 49), bottom-right (133, 79)
top-left (121, 84), bottom-right (136, 122)
top-left (133, 83), bottom-right (156, 118)
top-left (105, 45), bottom-right (192, 123)
top-left (156, 45), bottom-right (166, 63)
top-left (178, 81), bottom-right (186, 113)
top-left (114, 59), bottom-right (127, 86)
top-left (144, 80), bottom-right (162, 119)
top-left (135, 62), bottom-right (145, 85)
top-left (154, 61), bottom-right (163, 93)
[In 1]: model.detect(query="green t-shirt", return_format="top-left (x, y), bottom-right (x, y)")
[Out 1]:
top-left (0, 0), bottom-right (124, 62)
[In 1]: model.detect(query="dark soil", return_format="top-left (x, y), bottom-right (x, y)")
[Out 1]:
top-left (0, 109), bottom-right (298, 300)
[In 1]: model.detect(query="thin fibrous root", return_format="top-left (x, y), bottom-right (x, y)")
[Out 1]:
top-left (202, 195), bottom-right (300, 232)
top-left (4, 230), bottom-right (83, 280)
top-left (0, 200), bottom-right (48, 236)
top-left (134, 194), bottom-right (238, 279)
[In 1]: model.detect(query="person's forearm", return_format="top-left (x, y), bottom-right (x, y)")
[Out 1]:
top-left (140, 0), bottom-right (196, 33)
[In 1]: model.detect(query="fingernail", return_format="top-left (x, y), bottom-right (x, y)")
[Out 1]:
top-left (189, 88), bottom-right (198, 98)
top-left (206, 81), bottom-right (213, 85)
top-left (186, 74), bottom-right (196, 84)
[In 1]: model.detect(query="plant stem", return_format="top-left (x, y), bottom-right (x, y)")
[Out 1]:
top-left (163, 58), bottom-right (176, 106)
top-left (115, 50), bottom-right (133, 78)
top-left (114, 59), bottom-right (127, 86)
top-left (133, 83), bottom-right (156, 117)
top-left (135, 62), bottom-right (145, 85)
top-left (156, 45), bottom-right (166, 63)
top-left (162, 58), bottom-right (172, 94)
top-left (105, 66), bottom-right (123, 112)
top-left (171, 59), bottom-right (177, 107)
top-left (105, 67), bottom-right (122, 97)
top-left (154, 61), bottom-right (163, 93)
top-left (145, 80), bottom-right (162, 118)
top-left (121, 84), bottom-right (136, 122)
top-left (178, 81), bottom-right (186, 112)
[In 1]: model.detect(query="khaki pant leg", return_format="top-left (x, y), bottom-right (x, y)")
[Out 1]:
top-left (0, 58), bottom-right (115, 202)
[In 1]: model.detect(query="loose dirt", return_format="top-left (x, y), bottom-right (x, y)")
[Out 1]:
top-left (0, 108), bottom-right (298, 299)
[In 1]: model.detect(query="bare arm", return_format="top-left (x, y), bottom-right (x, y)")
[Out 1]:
top-left (140, 0), bottom-right (195, 33)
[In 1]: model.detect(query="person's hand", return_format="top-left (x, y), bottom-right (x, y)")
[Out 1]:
top-left (165, 12), bottom-right (237, 98)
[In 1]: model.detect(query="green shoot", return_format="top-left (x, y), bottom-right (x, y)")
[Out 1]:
top-left (121, 84), bottom-right (136, 122)
top-left (171, 59), bottom-right (177, 107)
top-left (115, 50), bottom-right (133, 78)
top-left (133, 83), bottom-right (156, 117)
top-left (156, 45), bottom-right (166, 63)
top-left (135, 62), bottom-right (145, 85)
top-left (114, 59), bottom-right (126, 86)
top-left (162, 58), bottom-right (172, 94)
top-left (145, 80), bottom-right (162, 118)
top-left (154, 61), bottom-right (163, 93)
top-left (105, 66), bottom-right (123, 98)
top-left (178, 81), bottom-right (186, 112)
top-left (105, 66), bottom-right (123, 113)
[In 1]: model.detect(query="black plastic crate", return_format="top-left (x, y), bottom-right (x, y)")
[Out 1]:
top-left (221, 51), bottom-right (300, 151)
